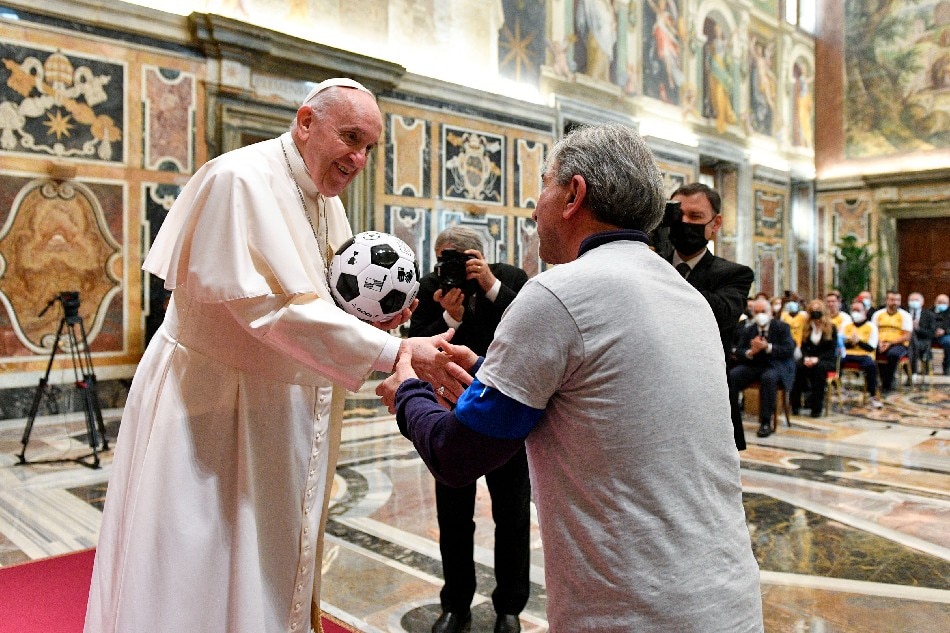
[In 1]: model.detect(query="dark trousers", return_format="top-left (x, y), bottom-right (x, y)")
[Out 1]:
top-left (728, 364), bottom-right (779, 444)
top-left (791, 360), bottom-right (835, 416)
top-left (877, 344), bottom-right (908, 391)
top-left (436, 447), bottom-right (531, 616)
top-left (910, 333), bottom-right (933, 374)
top-left (939, 334), bottom-right (950, 374)
top-left (843, 354), bottom-right (878, 395)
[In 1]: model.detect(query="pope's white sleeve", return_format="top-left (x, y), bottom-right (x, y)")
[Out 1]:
top-left (224, 293), bottom-right (400, 392)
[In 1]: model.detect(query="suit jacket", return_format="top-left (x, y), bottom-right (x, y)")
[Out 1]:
top-left (934, 309), bottom-right (950, 336)
top-left (910, 308), bottom-right (936, 341)
top-left (734, 318), bottom-right (797, 390)
top-left (668, 250), bottom-right (755, 356)
top-left (800, 325), bottom-right (839, 371)
top-left (408, 262), bottom-right (528, 356)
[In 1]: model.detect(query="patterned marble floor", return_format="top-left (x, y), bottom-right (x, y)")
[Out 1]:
top-left (1, 376), bottom-right (949, 633)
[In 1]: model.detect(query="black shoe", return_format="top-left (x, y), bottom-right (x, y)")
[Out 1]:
top-left (432, 610), bottom-right (471, 633)
top-left (494, 614), bottom-right (521, 633)
top-left (756, 424), bottom-right (772, 438)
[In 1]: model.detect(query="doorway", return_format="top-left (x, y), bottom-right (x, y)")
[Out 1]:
top-left (897, 215), bottom-right (950, 303)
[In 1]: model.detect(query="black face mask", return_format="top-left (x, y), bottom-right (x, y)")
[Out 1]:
top-left (809, 310), bottom-right (823, 321)
top-left (669, 218), bottom-right (711, 255)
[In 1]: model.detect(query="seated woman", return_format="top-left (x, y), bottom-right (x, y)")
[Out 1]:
top-left (791, 299), bottom-right (838, 417)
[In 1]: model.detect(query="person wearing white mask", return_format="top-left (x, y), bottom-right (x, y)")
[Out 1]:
top-left (842, 300), bottom-right (884, 408)
top-left (933, 294), bottom-right (950, 375)
top-left (907, 292), bottom-right (936, 378)
top-left (857, 290), bottom-right (876, 317)
top-left (727, 298), bottom-right (797, 441)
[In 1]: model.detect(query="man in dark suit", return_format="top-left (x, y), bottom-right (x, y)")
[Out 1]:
top-left (907, 291), bottom-right (936, 378)
top-left (408, 225), bottom-right (530, 633)
top-left (728, 298), bottom-right (797, 444)
top-left (662, 183), bottom-right (754, 359)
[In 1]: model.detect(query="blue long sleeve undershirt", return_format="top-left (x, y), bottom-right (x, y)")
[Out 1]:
top-left (394, 371), bottom-right (544, 487)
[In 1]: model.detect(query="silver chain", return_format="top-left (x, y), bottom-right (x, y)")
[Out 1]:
top-left (280, 138), bottom-right (332, 270)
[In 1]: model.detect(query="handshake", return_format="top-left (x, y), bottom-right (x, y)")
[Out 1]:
top-left (377, 330), bottom-right (479, 412)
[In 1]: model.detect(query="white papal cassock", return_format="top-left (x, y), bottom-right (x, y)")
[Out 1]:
top-left (85, 133), bottom-right (400, 633)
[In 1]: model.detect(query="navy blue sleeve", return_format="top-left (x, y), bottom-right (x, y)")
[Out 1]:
top-left (394, 378), bottom-right (529, 487)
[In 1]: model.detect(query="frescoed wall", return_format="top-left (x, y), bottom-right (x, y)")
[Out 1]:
top-left (0, 11), bottom-right (205, 394)
top-left (844, 0), bottom-right (950, 158)
top-left (14, 0), bottom-right (931, 416)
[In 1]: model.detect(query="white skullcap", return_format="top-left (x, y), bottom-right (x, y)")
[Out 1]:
top-left (302, 77), bottom-right (373, 105)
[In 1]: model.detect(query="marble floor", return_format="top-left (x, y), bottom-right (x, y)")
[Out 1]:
top-left (1, 374), bottom-right (949, 632)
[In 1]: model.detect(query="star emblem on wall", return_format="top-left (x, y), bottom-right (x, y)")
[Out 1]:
top-left (43, 109), bottom-right (74, 140)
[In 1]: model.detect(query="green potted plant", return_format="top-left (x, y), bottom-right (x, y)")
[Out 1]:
top-left (834, 235), bottom-right (875, 304)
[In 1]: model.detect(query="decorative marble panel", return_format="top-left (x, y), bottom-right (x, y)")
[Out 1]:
top-left (437, 210), bottom-right (507, 263)
top-left (717, 238), bottom-right (738, 264)
top-left (385, 114), bottom-right (430, 198)
top-left (514, 138), bottom-right (544, 209)
top-left (831, 197), bottom-right (872, 243)
top-left (753, 186), bottom-right (786, 239)
top-left (0, 177), bottom-right (123, 357)
top-left (441, 125), bottom-right (504, 205)
top-left (142, 66), bottom-right (195, 173)
top-left (0, 42), bottom-right (124, 162)
top-left (653, 155), bottom-right (696, 197)
top-left (515, 216), bottom-right (544, 278)
top-left (385, 206), bottom-right (430, 276)
top-left (754, 241), bottom-right (785, 298)
top-left (142, 182), bottom-right (180, 342)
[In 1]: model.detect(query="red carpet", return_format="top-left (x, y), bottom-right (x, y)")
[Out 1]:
top-left (0, 549), bottom-right (359, 632)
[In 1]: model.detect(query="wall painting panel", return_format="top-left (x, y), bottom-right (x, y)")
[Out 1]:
top-left (845, 0), bottom-right (950, 157)
top-left (142, 66), bottom-right (196, 173)
top-left (514, 138), bottom-right (545, 209)
top-left (0, 43), bottom-right (124, 162)
top-left (385, 206), bottom-right (430, 276)
top-left (0, 176), bottom-right (123, 357)
top-left (386, 114), bottom-right (430, 198)
top-left (441, 125), bottom-right (504, 205)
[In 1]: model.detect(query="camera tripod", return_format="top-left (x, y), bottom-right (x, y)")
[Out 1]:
top-left (17, 293), bottom-right (109, 469)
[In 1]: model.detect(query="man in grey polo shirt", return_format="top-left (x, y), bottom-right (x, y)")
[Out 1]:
top-left (378, 123), bottom-right (763, 632)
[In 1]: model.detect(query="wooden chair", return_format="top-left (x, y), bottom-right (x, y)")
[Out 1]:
top-left (916, 340), bottom-right (937, 386)
top-left (876, 351), bottom-right (912, 393)
top-left (744, 380), bottom-right (792, 433)
top-left (840, 358), bottom-right (871, 405)
top-left (824, 356), bottom-right (841, 415)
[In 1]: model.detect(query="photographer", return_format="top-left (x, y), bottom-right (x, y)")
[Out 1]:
top-left (408, 225), bottom-right (530, 633)
top-left (654, 183), bottom-right (754, 364)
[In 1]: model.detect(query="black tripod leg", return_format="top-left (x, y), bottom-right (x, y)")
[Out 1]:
top-left (75, 319), bottom-right (108, 451)
top-left (77, 320), bottom-right (108, 451)
top-left (67, 323), bottom-right (100, 469)
top-left (18, 319), bottom-right (65, 464)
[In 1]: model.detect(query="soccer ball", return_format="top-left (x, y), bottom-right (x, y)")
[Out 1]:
top-left (329, 231), bottom-right (420, 323)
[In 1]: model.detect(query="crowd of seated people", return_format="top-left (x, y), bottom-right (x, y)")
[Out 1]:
top-left (730, 288), bottom-right (947, 422)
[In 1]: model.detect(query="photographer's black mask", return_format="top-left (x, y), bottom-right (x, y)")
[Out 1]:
top-left (669, 215), bottom-right (713, 256)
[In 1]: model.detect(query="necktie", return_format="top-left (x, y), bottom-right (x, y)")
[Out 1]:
top-left (676, 262), bottom-right (690, 279)
top-left (759, 327), bottom-right (766, 339)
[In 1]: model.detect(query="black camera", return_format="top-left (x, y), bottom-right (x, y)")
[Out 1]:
top-left (39, 291), bottom-right (81, 321)
top-left (659, 200), bottom-right (682, 228)
top-left (435, 249), bottom-right (475, 293)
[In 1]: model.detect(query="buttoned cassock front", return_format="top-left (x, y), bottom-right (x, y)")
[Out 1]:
top-left (84, 134), bottom-right (398, 633)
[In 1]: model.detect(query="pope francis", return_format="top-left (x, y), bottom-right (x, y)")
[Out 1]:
top-left (85, 78), bottom-right (450, 633)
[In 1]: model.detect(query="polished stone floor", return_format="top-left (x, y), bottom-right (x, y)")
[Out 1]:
top-left (1, 373), bottom-right (948, 633)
